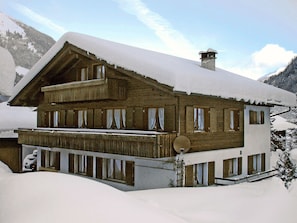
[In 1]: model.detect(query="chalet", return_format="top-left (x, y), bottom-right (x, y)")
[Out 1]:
top-left (8, 32), bottom-right (296, 190)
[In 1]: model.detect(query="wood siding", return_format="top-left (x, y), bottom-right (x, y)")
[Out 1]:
top-left (0, 138), bottom-right (22, 172)
top-left (18, 129), bottom-right (176, 158)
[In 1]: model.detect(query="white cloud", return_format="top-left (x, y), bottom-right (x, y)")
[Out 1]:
top-left (13, 3), bottom-right (67, 36)
top-left (114, 0), bottom-right (197, 59)
top-left (226, 44), bottom-right (296, 80)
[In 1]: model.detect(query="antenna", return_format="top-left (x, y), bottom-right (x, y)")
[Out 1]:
top-left (173, 135), bottom-right (191, 154)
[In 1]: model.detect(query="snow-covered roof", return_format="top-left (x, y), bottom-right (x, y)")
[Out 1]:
top-left (0, 47), bottom-right (15, 96)
top-left (9, 32), bottom-right (296, 107)
top-left (272, 115), bottom-right (297, 131)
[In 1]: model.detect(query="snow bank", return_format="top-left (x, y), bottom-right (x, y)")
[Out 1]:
top-left (0, 172), bottom-right (185, 223)
top-left (272, 115), bottom-right (297, 131)
top-left (9, 32), bottom-right (296, 107)
top-left (0, 102), bottom-right (36, 132)
top-left (0, 161), bottom-right (13, 180)
top-left (130, 177), bottom-right (297, 223)
top-left (0, 47), bottom-right (16, 96)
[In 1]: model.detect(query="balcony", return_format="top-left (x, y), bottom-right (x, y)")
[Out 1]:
top-left (17, 128), bottom-right (177, 158)
top-left (41, 78), bottom-right (127, 103)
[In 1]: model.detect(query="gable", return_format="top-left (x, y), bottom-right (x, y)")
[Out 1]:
top-left (9, 32), bottom-right (296, 107)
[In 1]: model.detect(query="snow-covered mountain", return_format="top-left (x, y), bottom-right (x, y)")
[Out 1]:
top-left (263, 56), bottom-right (297, 93)
top-left (0, 12), bottom-right (55, 79)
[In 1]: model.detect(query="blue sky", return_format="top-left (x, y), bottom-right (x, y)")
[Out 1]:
top-left (1, 0), bottom-right (297, 79)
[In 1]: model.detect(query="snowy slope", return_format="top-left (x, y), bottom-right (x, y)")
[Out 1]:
top-left (0, 161), bottom-right (296, 223)
top-left (0, 47), bottom-right (15, 96)
top-left (0, 12), bottom-right (25, 37)
top-left (10, 32), bottom-right (296, 107)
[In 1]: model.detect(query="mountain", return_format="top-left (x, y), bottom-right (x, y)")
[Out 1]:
top-left (264, 56), bottom-right (297, 93)
top-left (0, 12), bottom-right (55, 78)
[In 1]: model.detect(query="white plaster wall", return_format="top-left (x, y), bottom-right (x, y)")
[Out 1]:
top-left (182, 105), bottom-right (271, 178)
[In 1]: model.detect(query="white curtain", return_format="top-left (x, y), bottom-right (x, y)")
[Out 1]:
top-left (198, 108), bottom-right (204, 130)
top-left (194, 108), bottom-right (197, 129)
top-left (53, 111), bottom-right (59, 127)
top-left (114, 109), bottom-right (121, 129)
top-left (148, 108), bottom-right (157, 130)
top-left (78, 111), bottom-right (83, 128)
top-left (107, 109), bottom-right (113, 129)
top-left (158, 108), bottom-right (165, 130)
top-left (230, 110), bottom-right (234, 130)
top-left (107, 159), bottom-right (113, 178)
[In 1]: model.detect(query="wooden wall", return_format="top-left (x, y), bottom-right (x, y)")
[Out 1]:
top-left (0, 138), bottom-right (22, 172)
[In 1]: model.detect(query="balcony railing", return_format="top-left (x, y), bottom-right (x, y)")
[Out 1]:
top-left (41, 78), bottom-right (126, 103)
top-left (17, 128), bottom-right (176, 158)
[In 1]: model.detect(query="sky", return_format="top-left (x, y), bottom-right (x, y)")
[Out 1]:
top-left (0, 0), bottom-right (297, 80)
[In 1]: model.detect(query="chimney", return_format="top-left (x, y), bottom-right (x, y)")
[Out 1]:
top-left (199, 48), bottom-right (217, 71)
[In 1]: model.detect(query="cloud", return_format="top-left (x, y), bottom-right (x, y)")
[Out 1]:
top-left (226, 44), bottom-right (296, 80)
top-left (114, 0), bottom-right (197, 59)
top-left (13, 3), bottom-right (67, 36)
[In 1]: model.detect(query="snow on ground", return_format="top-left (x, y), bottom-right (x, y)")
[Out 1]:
top-left (130, 178), bottom-right (297, 223)
top-left (0, 169), bottom-right (185, 223)
top-left (0, 160), bottom-right (296, 223)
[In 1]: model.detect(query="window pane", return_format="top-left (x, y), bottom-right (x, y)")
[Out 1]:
top-left (198, 108), bottom-right (204, 130)
top-left (230, 110), bottom-right (234, 130)
top-left (106, 109), bottom-right (113, 129)
top-left (158, 108), bottom-right (165, 130)
top-left (148, 108), bottom-right (157, 130)
top-left (114, 109), bottom-right (121, 129)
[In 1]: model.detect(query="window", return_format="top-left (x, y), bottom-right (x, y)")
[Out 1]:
top-left (194, 108), bottom-right (204, 131)
top-left (80, 67), bottom-right (88, 81)
top-left (101, 158), bottom-right (134, 185)
top-left (224, 109), bottom-right (240, 131)
top-left (248, 153), bottom-right (265, 174)
top-left (68, 154), bottom-right (93, 177)
top-left (195, 163), bottom-right (208, 185)
top-left (106, 108), bottom-right (126, 129)
top-left (148, 107), bottom-right (164, 131)
top-left (249, 110), bottom-right (264, 124)
top-left (230, 109), bottom-right (239, 131)
top-left (78, 110), bottom-right (87, 128)
top-left (94, 64), bottom-right (105, 79)
top-left (53, 111), bottom-right (59, 127)
top-left (223, 157), bottom-right (242, 178)
top-left (41, 150), bottom-right (60, 170)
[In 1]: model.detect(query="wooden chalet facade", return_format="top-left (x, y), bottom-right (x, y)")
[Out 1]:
top-left (9, 32), bottom-right (296, 190)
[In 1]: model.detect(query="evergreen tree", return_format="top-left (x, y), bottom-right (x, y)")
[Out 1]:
top-left (275, 128), bottom-right (297, 189)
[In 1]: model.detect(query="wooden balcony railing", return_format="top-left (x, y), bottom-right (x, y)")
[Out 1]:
top-left (18, 128), bottom-right (177, 158)
top-left (41, 78), bottom-right (126, 103)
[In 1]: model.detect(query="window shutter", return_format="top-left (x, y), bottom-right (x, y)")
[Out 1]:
top-left (126, 107), bottom-right (134, 129)
top-left (60, 110), bottom-right (66, 127)
top-left (261, 153), bottom-right (266, 171)
top-left (248, 155), bottom-right (253, 175)
top-left (164, 105), bottom-right (176, 132)
top-left (185, 165), bottom-right (194, 186)
top-left (94, 109), bottom-right (102, 128)
top-left (234, 110), bottom-right (240, 131)
top-left (209, 108), bottom-right (217, 132)
top-left (224, 109), bottom-right (230, 132)
top-left (87, 156), bottom-right (93, 177)
top-left (66, 110), bottom-right (75, 127)
top-left (41, 150), bottom-right (45, 167)
top-left (87, 109), bottom-right (94, 128)
top-left (126, 161), bottom-right (134, 186)
top-left (186, 106), bottom-right (194, 133)
top-left (239, 110), bottom-right (244, 131)
top-left (134, 107), bottom-right (144, 129)
top-left (204, 108), bottom-right (210, 132)
top-left (208, 161), bottom-right (215, 185)
top-left (38, 111), bottom-right (46, 127)
top-left (55, 152), bottom-right (60, 170)
top-left (69, 154), bottom-right (74, 173)
top-left (96, 157), bottom-right (102, 179)
top-left (223, 159), bottom-right (229, 178)
top-left (238, 157), bottom-right (242, 175)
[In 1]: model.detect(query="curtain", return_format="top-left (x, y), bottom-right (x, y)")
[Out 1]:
top-left (198, 108), bottom-right (204, 130)
top-left (53, 111), bottom-right (59, 127)
top-left (83, 110), bottom-right (87, 127)
top-left (114, 109), bottom-right (121, 129)
top-left (158, 108), bottom-right (165, 130)
top-left (148, 108), bottom-right (157, 130)
top-left (194, 108), bottom-right (197, 129)
top-left (107, 109), bottom-right (113, 129)
top-left (107, 159), bottom-right (113, 178)
top-left (78, 111), bottom-right (83, 128)
top-left (230, 110), bottom-right (234, 130)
